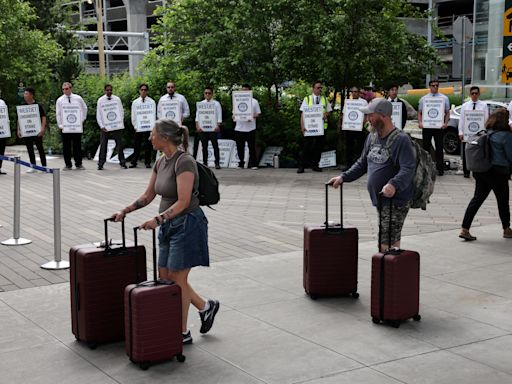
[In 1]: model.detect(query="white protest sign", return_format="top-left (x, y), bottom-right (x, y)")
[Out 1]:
top-left (62, 104), bottom-right (83, 133)
top-left (160, 99), bottom-right (182, 124)
top-left (391, 102), bottom-right (403, 130)
top-left (342, 99), bottom-right (366, 131)
top-left (229, 142), bottom-right (249, 168)
top-left (134, 103), bottom-right (155, 132)
top-left (197, 102), bottom-right (216, 132)
top-left (421, 97), bottom-right (445, 129)
top-left (0, 105), bottom-right (11, 139)
top-left (463, 110), bottom-right (486, 141)
top-left (233, 91), bottom-right (253, 122)
top-left (196, 139), bottom-right (234, 168)
top-left (110, 148), bottom-right (134, 164)
top-left (101, 101), bottom-right (123, 131)
top-left (258, 146), bottom-right (283, 167)
top-left (303, 105), bottom-right (324, 137)
top-left (16, 105), bottom-right (41, 137)
top-left (319, 150), bottom-right (337, 168)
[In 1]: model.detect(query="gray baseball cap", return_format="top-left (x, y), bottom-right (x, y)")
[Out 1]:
top-left (360, 98), bottom-right (392, 117)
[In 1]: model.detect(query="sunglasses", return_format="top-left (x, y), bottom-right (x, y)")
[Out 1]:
top-left (470, 92), bottom-right (479, 95)
top-left (431, 84), bottom-right (439, 87)
top-left (204, 91), bottom-right (212, 94)
top-left (140, 88), bottom-right (148, 91)
top-left (166, 86), bottom-right (175, 89)
top-left (62, 87), bottom-right (70, 90)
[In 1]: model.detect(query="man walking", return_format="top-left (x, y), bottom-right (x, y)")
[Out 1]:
top-left (328, 98), bottom-right (416, 251)
top-left (298, 81), bottom-right (332, 173)
top-left (234, 84), bottom-right (261, 169)
top-left (130, 83), bottom-right (155, 168)
top-left (96, 84), bottom-right (127, 170)
top-left (157, 82), bottom-right (190, 125)
top-left (418, 80), bottom-right (450, 176)
top-left (56, 82), bottom-right (87, 170)
top-left (196, 86), bottom-right (222, 169)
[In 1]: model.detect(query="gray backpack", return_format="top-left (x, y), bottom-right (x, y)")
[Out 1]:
top-left (465, 130), bottom-right (496, 173)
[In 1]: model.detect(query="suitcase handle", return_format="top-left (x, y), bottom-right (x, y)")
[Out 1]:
top-left (104, 217), bottom-right (126, 250)
top-left (325, 182), bottom-right (343, 232)
top-left (134, 226), bottom-right (157, 281)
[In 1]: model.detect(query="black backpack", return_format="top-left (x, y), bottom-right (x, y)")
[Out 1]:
top-left (465, 130), bottom-right (496, 173)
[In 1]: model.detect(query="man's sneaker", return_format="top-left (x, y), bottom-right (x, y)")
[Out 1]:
top-left (63, 166), bottom-right (72, 171)
top-left (182, 330), bottom-right (193, 345)
top-left (97, 165), bottom-right (103, 170)
top-left (129, 164), bottom-right (137, 168)
top-left (76, 165), bottom-right (85, 170)
top-left (120, 163), bottom-right (128, 169)
top-left (199, 299), bottom-right (220, 334)
top-left (250, 166), bottom-right (258, 170)
top-left (145, 164), bottom-right (152, 169)
top-left (26, 168), bottom-right (37, 174)
top-left (504, 228), bottom-right (512, 238)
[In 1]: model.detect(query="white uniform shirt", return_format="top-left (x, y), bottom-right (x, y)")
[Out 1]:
top-left (235, 98), bottom-right (261, 132)
top-left (195, 99), bottom-right (222, 124)
top-left (131, 96), bottom-right (156, 127)
top-left (300, 94), bottom-right (333, 112)
top-left (507, 101), bottom-right (512, 126)
top-left (96, 94), bottom-right (124, 130)
top-left (157, 93), bottom-right (190, 120)
top-left (56, 93), bottom-right (87, 130)
top-left (458, 100), bottom-right (488, 136)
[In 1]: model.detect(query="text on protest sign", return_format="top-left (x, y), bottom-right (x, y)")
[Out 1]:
top-left (303, 105), bottom-right (325, 136)
top-left (134, 102), bottom-right (155, 132)
top-left (62, 104), bottom-right (83, 133)
top-left (463, 110), bottom-right (486, 141)
top-left (421, 97), bottom-right (445, 129)
top-left (16, 105), bottom-right (41, 137)
top-left (197, 102), bottom-right (216, 132)
top-left (232, 91), bottom-right (253, 122)
top-left (342, 99), bottom-right (366, 131)
top-left (0, 106), bottom-right (11, 139)
top-left (391, 102), bottom-right (403, 130)
top-left (101, 101), bottom-right (124, 131)
top-left (160, 99), bottom-right (182, 124)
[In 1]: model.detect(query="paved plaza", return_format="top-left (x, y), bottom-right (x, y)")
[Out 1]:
top-left (1, 148), bottom-right (512, 383)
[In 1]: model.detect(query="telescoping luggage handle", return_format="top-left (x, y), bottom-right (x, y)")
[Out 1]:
top-left (325, 182), bottom-right (343, 232)
top-left (104, 217), bottom-right (126, 249)
top-left (377, 193), bottom-right (399, 253)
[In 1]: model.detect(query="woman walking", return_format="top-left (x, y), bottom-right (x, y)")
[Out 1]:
top-left (113, 119), bottom-right (220, 344)
top-left (459, 108), bottom-right (512, 241)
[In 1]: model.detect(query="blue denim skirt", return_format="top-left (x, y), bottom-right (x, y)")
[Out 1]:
top-left (158, 207), bottom-right (209, 271)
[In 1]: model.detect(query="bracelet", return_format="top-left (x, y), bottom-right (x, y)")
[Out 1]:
top-left (154, 216), bottom-right (161, 225)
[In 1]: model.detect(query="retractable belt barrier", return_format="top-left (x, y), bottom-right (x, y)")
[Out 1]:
top-left (0, 155), bottom-right (69, 270)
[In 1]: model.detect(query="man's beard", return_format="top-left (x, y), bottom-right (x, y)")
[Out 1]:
top-left (372, 118), bottom-right (384, 133)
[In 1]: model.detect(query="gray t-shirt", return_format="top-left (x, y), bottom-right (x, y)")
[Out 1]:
top-left (154, 150), bottom-right (200, 214)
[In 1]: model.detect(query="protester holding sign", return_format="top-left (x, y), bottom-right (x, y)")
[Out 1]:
top-left (233, 84), bottom-right (261, 169)
top-left (0, 97), bottom-right (9, 175)
top-left (418, 80), bottom-right (450, 176)
top-left (340, 87), bottom-right (368, 169)
top-left (56, 82), bottom-right (87, 170)
top-left (387, 84), bottom-right (408, 130)
top-left (16, 87), bottom-right (46, 173)
top-left (196, 86), bottom-right (222, 169)
top-left (458, 86), bottom-right (489, 178)
top-left (130, 84), bottom-right (155, 168)
top-left (96, 84), bottom-right (127, 170)
top-left (297, 81), bottom-right (332, 174)
top-left (157, 82), bottom-right (190, 125)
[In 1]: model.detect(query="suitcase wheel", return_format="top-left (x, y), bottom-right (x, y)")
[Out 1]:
top-left (390, 321), bottom-right (400, 329)
top-left (176, 353), bottom-right (186, 363)
top-left (306, 292), bottom-right (318, 300)
top-left (351, 292), bottom-right (359, 299)
top-left (413, 314), bottom-right (421, 321)
top-left (138, 362), bottom-right (150, 371)
top-left (371, 317), bottom-right (381, 324)
top-left (87, 342), bottom-right (97, 350)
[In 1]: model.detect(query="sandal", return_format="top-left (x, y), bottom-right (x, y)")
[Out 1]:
top-left (459, 229), bottom-right (476, 241)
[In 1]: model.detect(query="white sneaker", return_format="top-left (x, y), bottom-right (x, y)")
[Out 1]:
top-left (26, 168), bottom-right (37, 174)
top-left (251, 166), bottom-right (258, 170)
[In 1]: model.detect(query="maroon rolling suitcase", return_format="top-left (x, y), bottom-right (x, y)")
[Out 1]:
top-left (371, 196), bottom-right (421, 328)
top-left (125, 227), bottom-right (185, 370)
top-left (303, 183), bottom-right (359, 299)
top-left (70, 218), bottom-right (147, 348)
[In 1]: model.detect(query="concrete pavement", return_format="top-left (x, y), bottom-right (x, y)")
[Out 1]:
top-left (1, 150), bottom-right (512, 383)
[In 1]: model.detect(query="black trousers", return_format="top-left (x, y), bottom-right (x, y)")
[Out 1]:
top-left (461, 141), bottom-right (469, 176)
top-left (24, 136), bottom-right (46, 166)
top-left (61, 132), bottom-right (82, 168)
top-left (99, 129), bottom-right (125, 166)
top-left (198, 132), bottom-right (220, 165)
top-left (299, 135), bottom-right (324, 169)
top-left (235, 130), bottom-right (257, 168)
top-left (344, 130), bottom-right (366, 167)
top-left (0, 137), bottom-right (6, 169)
top-left (462, 169), bottom-right (510, 230)
top-left (131, 131), bottom-right (152, 166)
top-left (422, 128), bottom-right (444, 172)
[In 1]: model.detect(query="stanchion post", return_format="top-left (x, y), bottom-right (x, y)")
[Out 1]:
top-left (2, 156), bottom-right (32, 246)
top-left (41, 168), bottom-right (69, 270)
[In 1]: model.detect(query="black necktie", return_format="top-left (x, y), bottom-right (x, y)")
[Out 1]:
top-left (169, 94), bottom-right (173, 99)
top-left (473, 103), bottom-right (476, 110)
top-left (315, 96), bottom-right (319, 105)
top-left (68, 96), bottom-right (71, 103)
top-left (107, 97), bottom-right (111, 101)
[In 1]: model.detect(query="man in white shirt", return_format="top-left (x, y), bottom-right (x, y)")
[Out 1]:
top-left (196, 86), bottom-right (223, 169)
top-left (387, 84), bottom-right (408, 130)
top-left (234, 84), bottom-right (261, 169)
top-left (298, 81), bottom-right (332, 173)
top-left (56, 82), bottom-right (88, 170)
top-left (418, 79), bottom-right (451, 176)
top-left (0, 97), bottom-right (8, 175)
top-left (458, 86), bottom-right (489, 178)
top-left (130, 84), bottom-right (155, 168)
top-left (157, 82), bottom-right (190, 124)
top-left (96, 84), bottom-right (127, 170)
top-left (340, 86), bottom-right (368, 169)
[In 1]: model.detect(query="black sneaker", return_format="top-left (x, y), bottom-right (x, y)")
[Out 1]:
top-left (199, 299), bottom-right (220, 334)
top-left (312, 166), bottom-right (322, 172)
top-left (182, 330), bottom-right (193, 344)
top-left (145, 164), bottom-right (152, 169)
top-left (129, 164), bottom-right (137, 168)
top-left (97, 165), bottom-right (103, 170)
top-left (120, 163), bottom-right (128, 169)
top-left (297, 168), bottom-right (304, 174)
